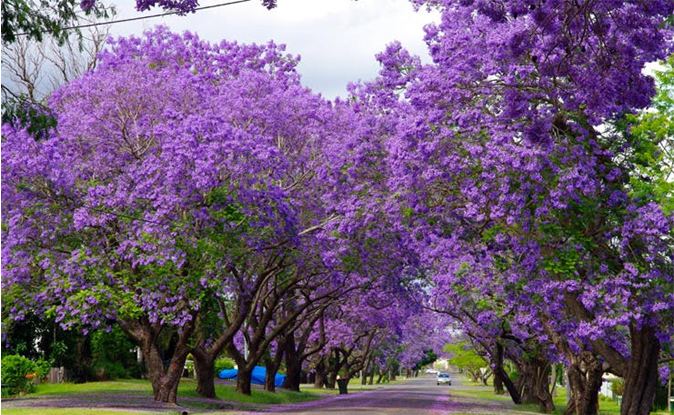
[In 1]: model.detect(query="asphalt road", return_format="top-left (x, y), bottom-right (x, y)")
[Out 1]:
top-left (247, 374), bottom-right (468, 415)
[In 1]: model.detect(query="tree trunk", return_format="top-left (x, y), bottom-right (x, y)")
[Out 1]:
top-left (495, 364), bottom-right (522, 404)
top-left (376, 369), bottom-right (386, 384)
top-left (314, 357), bottom-right (327, 388)
top-left (361, 360), bottom-right (370, 385)
top-left (326, 370), bottom-right (337, 389)
top-left (565, 360), bottom-right (584, 415)
top-left (281, 331), bottom-right (301, 391)
top-left (264, 361), bottom-right (277, 393)
top-left (143, 341), bottom-right (186, 404)
top-left (482, 369), bottom-right (491, 386)
top-left (236, 366), bottom-right (253, 395)
top-left (520, 355), bottom-right (554, 413)
top-left (191, 349), bottom-right (216, 399)
top-left (326, 350), bottom-right (339, 389)
top-left (282, 364), bottom-right (302, 392)
top-left (282, 344), bottom-right (302, 391)
top-left (620, 325), bottom-right (660, 415)
top-left (263, 343), bottom-right (284, 393)
top-left (471, 370), bottom-right (481, 383)
top-left (564, 352), bottom-right (603, 415)
top-left (493, 342), bottom-right (505, 394)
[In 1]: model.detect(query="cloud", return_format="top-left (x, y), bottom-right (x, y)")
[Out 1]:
top-left (109, 0), bottom-right (438, 99)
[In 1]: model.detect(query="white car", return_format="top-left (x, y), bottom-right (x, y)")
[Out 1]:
top-left (425, 368), bottom-right (438, 374)
top-left (436, 372), bottom-right (451, 385)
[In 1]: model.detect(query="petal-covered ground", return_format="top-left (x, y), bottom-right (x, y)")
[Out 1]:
top-left (242, 375), bottom-right (538, 415)
top-left (2, 375), bottom-right (544, 415)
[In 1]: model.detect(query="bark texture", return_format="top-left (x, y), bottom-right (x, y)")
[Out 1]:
top-left (620, 325), bottom-right (660, 415)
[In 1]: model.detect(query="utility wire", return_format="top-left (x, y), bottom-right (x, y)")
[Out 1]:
top-left (17, 0), bottom-right (252, 36)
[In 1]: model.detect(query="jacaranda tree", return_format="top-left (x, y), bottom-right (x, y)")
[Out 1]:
top-left (2, 26), bottom-right (321, 403)
top-left (367, 1), bottom-right (673, 414)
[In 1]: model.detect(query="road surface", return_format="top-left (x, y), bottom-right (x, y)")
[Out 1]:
top-left (244, 374), bottom-right (528, 415)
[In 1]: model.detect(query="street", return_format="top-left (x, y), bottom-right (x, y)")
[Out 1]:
top-left (244, 374), bottom-right (527, 415)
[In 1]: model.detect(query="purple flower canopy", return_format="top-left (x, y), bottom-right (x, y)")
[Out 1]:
top-left (2, 0), bottom-right (674, 408)
top-left (363, 0), bottom-right (673, 386)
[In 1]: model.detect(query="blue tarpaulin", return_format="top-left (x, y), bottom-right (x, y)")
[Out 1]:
top-left (218, 366), bottom-right (286, 387)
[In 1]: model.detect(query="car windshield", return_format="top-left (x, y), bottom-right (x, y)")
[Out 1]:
top-left (438, 374), bottom-right (449, 378)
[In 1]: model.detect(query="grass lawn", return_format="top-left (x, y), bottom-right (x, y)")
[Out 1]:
top-left (1, 409), bottom-right (176, 415)
top-left (25, 378), bottom-right (322, 405)
top-left (30, 379), bottom-right (150, 397)
top-left (1, 378), bottom-right (323, 415)
top-left (451, 375), bottom-right (671, 415)
top-left (1, 376), bottom-right (411, 415)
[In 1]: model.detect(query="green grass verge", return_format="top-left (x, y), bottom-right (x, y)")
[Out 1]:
top-left (1, 409), bottom-right (171, 415)
top-left (3, 376), bottom-right (412, 415)
top-left (27, 378), bottom-right (322, 406)
top-left (178, 379), bottom-right (322, 405)
top-left (2, 378), bottom-right (323, 415)
top-left (1, 410), bottom-right (241, 415)
top-left (449, 375), bottom-right (632, 415)
top-left (31, 380), bottom-right (150, 397)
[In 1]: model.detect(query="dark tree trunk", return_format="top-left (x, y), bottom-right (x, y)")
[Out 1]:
top-left (361, 360), bottom-right (370, 385)
top-left (263, 341), bottom-right (284, 393)
top-left (282, 342), bottom-right (302, 391)
top-left (564, 352), bottom-right (603, 415)
top-left (326, 371), bottom-right (337, 389)
top-left (314, 356), bottom-right (327, 388)
top-left (281, 311), bottom-right (327, 392)
top-left (376, 369), bottom-right (386, 384)
top-left (493, 342), bottom-right (505, 394)
top-left (495, 364), bottom-right (522, 404)
top-left (264, 360), bottom-right (278, 393)
top-left (282, 363), bottom-right (302, 392)
top-left (368, 365), bottom-right (375, 385)
top-left (565, 360), bottom-right (584, 415)
top-left (620, 325), bottom-right (660, 415)
top-left (236, 365), bottom-right (253, 395)
top-left (520, 356), bottom-right (554, 413)
top-left (191, 349), bottom-right (216, 399)
top-left (143, 340), bottom-right (187, 404)
top-left (281, 331), bottom-right (301, 391)
top-left (120, 318), bottom-right (194, 404)
top-left (326, 349), bottom-right (339, 389)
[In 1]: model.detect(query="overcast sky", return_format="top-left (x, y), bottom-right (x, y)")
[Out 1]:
top-left (106, 0), bottom-right (438, 99)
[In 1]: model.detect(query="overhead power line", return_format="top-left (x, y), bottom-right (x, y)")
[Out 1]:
top-left (18, 0), bottom-right (252, 36)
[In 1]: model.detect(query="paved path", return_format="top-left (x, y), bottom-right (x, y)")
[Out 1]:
top-left (242, 374), bottom-right (534, 415)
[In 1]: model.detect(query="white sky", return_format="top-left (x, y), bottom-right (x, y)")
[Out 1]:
top-left (107, 0), bottom-right (438, 99)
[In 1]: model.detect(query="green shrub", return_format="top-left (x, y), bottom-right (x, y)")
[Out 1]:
top-left (90, 326), bottom-right (139, 379)
top-left (91, 360), bottom-right (130, 380)
top-left (1, 384), bottom-right (10, 398)
top-left (1, 354), bottom-right (38, 394)
top-left (214, 357), bottom-right (235, 376)
top-left (653, 383), bottom-right (669, 411)
top-left (35, 357), bottom-right (52, 380)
